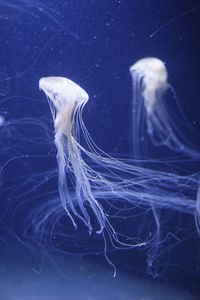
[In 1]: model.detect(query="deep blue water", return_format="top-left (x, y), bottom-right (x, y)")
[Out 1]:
top-left (0, 1), bottom-right (200, 299)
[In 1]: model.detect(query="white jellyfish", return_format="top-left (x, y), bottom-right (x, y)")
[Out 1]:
top-left (39, 77), bottom-right (142, 244)
top-left (130, 57), bottom-right (200, 159)
top-left (130, 57), bottom-right (168, 115)
top-left (37, 75), bottom-right (200, 277)
top-left (39, 77), bottom-right (104, 234)
top-left (38, 77), bottom-right (148, 275)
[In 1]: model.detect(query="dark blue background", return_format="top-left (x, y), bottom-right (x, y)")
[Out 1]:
top-left (0, 0), bottom-right (200, 297)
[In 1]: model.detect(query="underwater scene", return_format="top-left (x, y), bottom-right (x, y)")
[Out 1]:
top-left (0, 1), bottom-right (200, 299)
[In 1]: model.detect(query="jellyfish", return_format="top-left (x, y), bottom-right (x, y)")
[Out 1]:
top-left (37, 75), bottom-right (200, 276)
top-left (129, 57), bottom-right (200, 275)
top-left (39, 76), bottom-right (147, 260)
top-left (39, 77), bottom-right (99, 233)
top-left (130, 57), bottom-right (200, 159)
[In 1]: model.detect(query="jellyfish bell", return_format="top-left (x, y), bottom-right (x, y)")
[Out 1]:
top-left (39, 77), bottom-right (88, 136)
top-left (39, 77), bottom-right (89, 109)
top-left (130, 57), bottom-right (167, 81)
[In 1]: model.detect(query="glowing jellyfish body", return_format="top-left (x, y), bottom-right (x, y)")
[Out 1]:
top-left (130, 57), bottom-right (168, 115)
top-left (130, 57), bottom-right (200, 159)
top-left (39, 77), bottom-right (108, 235)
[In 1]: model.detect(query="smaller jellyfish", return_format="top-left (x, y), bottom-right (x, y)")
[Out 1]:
top-left (130, 57), bottom-right (168, 115)
top-left (130, 57), bottom-right (200, 159)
